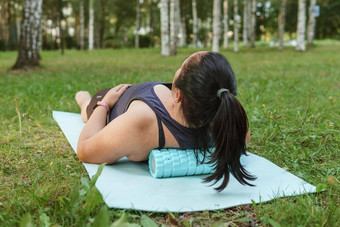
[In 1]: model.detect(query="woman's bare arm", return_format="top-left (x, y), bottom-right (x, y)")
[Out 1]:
top-left (77, 98), bottom-right (158, 164)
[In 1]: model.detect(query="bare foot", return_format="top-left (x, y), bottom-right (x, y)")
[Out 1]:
top-left (75, 91), bottom-right (91, 122)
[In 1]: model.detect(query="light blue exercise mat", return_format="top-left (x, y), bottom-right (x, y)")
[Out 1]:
top-left (53, 111), bottom-right (316, 212)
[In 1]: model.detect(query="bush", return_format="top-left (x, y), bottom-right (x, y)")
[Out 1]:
top-left (103, 38), bottom-right (126, 49)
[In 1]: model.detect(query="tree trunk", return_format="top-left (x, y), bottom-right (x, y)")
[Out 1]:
top-left (58, 0), bottom-right (64, 55)
top-left (212, 0), bottom-right (221, 52)
top-left (1, 1), bottom-right (8, 49)
top-left (176, 0), bottom-right (186, 47)
top-left (170, 0), bottom-right (177, 55)
top-left (278, 0), bottom-right (287, 50)
top-left (149, 0), bottom-right (155, 47)
top-left (296, 0), bottom-right (306, 51)
top-left (249, 0), bottom-right (256, 48)
top-left (88, 0), bottom-right (94, 50)
top-left (307, 0), bottom-right (316, 46)
top-left (12, 0), bottom-right (43, 69)
top-left (79, 0), bottom-right (85, 50)
top-left (135, 0), bottom-right (141, 48)
top-left (179, 14), bottom-right (187, 47)
top-left (233, 0), bottom-right (239, 52)
top-left (192, 0), bottom-right (198, 47)
top-left (15, 3), bottom-right (21, 43)
top-left (160, 0), bottom-right (170, 56)
top-left (223, 0), bottom-right (229, 49)
top-left (242, 0), bottom-right (248, 46)
top-left (98, 0), bottom-right (105, 49)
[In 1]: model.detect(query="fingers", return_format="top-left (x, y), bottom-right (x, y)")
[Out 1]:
top-left (116, 84), bottom-right (130, 95)
top-left (113, 84), bottom-right (131, 92)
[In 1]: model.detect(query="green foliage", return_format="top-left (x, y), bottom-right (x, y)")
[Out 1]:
top-left (0, 44), bottom-right (339, 226)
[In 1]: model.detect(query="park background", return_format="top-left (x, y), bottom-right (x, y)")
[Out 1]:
top-left (0, 0), bottom-right (339, 226)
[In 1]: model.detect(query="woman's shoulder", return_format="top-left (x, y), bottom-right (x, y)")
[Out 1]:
top-left (153, 84), bottom-right (173, 106)
top-left (126, 100), bottom-right (159, 126)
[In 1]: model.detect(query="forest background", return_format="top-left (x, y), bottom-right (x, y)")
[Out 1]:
top-left (0, 0), bottom-right (339, 55)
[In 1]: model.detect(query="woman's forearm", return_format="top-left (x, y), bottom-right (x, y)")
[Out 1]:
top-left (78, 106), bottom-right (108, 142)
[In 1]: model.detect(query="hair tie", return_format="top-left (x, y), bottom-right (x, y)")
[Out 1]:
top-left (217, 88), bottom-right (229, 98)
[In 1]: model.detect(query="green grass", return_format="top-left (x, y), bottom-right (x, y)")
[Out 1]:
top-left (0, 43), bottom-right (339, 226)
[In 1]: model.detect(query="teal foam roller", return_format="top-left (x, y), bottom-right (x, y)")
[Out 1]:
top-left (148, 149), bottom-right (215, 178)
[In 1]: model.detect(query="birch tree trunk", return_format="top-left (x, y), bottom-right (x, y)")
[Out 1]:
top-left (149, 0), bottom-right (155, 47)
top-left (160, 0), bottom-right (170, 56)
top-left (179, 15), bottom-right (187, 47)
top-left (170, 0), bottom-right (177, 55)
top-left (307, 0), bottom-right (316, 46)
top-left (88, 0), bottom-right (94, 50)
top-left (1, 1), bottom-right (7, 47)
top-left (192, 0), bottom-right (198, 47)
top-left (58, 0), bottom-right (64, 55)
top-left (212, 0), bottom-right (221, 52)
top-left (15, 3), bottom-right (21, 42)
top-left (223, 0), bottom-right (229, 49)
top-left (79, 0), bottom-right (85, 50)
top-left (278, 0), bottom-right (287, 50)
top-left (12, 0), bottom-right (43, 69)
top-left (135, 0), bottom-right (141, 48)
top-left (233, 0), bottom-right (239, 52)
top-left (296, 0), bottom-right (306, 51)
top-left (176, 0), bottom-right (186, 47)
top-left (249, 0), bottom-right (256, 48)
top-left (242, 0), bottom-right (248, 46)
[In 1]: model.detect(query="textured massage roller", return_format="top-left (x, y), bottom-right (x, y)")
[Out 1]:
top-left (148, 149), bottom-right (215, 178)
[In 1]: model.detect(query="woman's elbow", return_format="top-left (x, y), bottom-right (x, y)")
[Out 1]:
top-left (77, 142), bottom-right (89, 163)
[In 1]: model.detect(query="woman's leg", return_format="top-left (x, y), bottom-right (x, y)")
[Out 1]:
top-left (75, 91), bottom-right (91, 122)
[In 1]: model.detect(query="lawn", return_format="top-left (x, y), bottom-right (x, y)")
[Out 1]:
top-left (0, 44), bottom-right (339, 226)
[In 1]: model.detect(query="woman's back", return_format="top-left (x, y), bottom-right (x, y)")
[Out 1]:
top-left (109, 81), bottom-right (199, 150)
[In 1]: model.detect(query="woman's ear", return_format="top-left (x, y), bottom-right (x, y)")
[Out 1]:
top-left (174, 89), bottom-right (183, 103)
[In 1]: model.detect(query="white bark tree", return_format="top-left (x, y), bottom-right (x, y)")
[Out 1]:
top-left (160, 0), bottom-right (170, 56)
top-left (176, 0), bottom-right (186, 47)
top-left (296, 0), bottom-right (306, 51)
top-left (13, 0), bottom-right (43, 69)
top-left (170, 0), bottom-right (177, 55)
top-left (192, 0), bottom-right (198, 47)
top-left (234, 0), bottom-right (239, 52)
top-left (242, 0), bottom-right (249, 46)
top-left (179, 16), bottom-right (187, 47)
top-left (88, 0), bottom-right (94, 50)
top-left (249, 0), bottom-right (256, 48)
top-left (223, 0), bottom-right (229, 49)
top-left (278, 0), bottom-right (287, 50)
top-left (79, 0), bottom-right (85, 50)
top-left (307, 0), bottom-right (316, 46)
top-left (135, 0), bottom-right (141, 48)
top-left (15, 3), bottom-right (21, 43)
top-left (212, 0), bottom-right (221, 52)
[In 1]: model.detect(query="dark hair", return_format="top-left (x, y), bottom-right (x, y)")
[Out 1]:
top-left (174, 52), bottom-right (256, 191)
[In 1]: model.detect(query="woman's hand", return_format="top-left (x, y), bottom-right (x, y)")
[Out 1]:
top-left (102, 84), bottom-right (131, 108)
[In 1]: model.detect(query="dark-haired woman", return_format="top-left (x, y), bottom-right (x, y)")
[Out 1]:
top-left (75, 51), bottom-right (255, 191)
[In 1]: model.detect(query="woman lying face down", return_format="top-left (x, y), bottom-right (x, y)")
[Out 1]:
top-left (75, 51), bottom-right (254, 191)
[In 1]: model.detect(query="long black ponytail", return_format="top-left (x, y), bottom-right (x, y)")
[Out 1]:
top-left (205, 91), bottom-right (255, 191)
top-left (175, 51), bottom-right (256, 191)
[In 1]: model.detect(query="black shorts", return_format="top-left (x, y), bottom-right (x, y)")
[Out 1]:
top-left (86, 88), bottom-right (111, 119)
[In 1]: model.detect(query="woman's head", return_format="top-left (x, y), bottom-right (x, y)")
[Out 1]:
top-left (174, 51), bottom-right (256, 191)
top-left (174, 51), bottom-right (237, 127)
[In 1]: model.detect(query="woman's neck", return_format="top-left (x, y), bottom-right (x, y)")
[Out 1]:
top-left (167, 101), bottom-right (189, 127)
